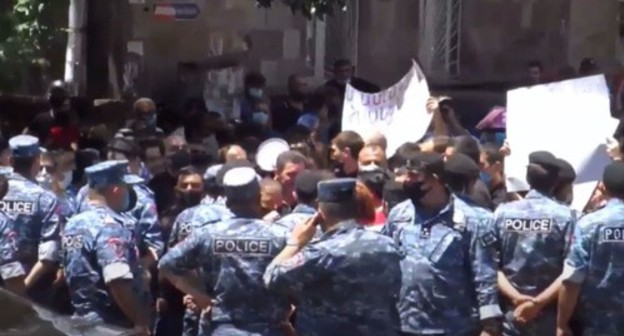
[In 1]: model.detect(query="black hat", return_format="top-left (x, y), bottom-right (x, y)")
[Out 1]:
top-left (556, 158), bottom-right (576, 184)
top-left (398, 152), bottom-right (445, 176)
top-left (528, 151), bottom-right (560, 171)
top-left (444, 153), bottom-right (480, 179)
top-left (603, 161), bottom-right (624, 195)
top-left (295, 170), bottom-right (326, 200)
top-left (216, 159), bottom-right (255, 187)
top-left (317, 178), bottom-right (357, 203)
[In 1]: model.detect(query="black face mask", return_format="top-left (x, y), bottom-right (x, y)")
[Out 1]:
top-left (290, 91), bottom-right (306, 102)
top-left (123, 188), bottom-right (138, 212)
top-left (403, 180), bottom-right (429, 203)
top-left (177, 191), bottom-right (203, 207)
top-left (358, 170), bottom-right (387, 199)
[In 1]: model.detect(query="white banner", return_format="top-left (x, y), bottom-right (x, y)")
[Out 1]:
top-left (505, 75), bottom-right (618, 211)
top-left (341, 60), bottom-right (432, 155)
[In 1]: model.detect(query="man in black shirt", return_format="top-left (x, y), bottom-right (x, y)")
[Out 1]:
top-left (27, 80), bottom-right (71, 144)
top-left (271, 74), bottom-right (307, 134)
top-left (324, 59), bottom-right (380, 98)
top-left (480, 142), bottom-right (507, 209)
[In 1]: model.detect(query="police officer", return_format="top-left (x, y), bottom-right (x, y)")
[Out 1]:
top-left (264, 178), bottom-right (403, 336)
top-left (62, 160), bottom-right (150, 335)
top-left (557, 161), bottom-right (624, 336)
top-left (383, 151), bottom-right (502, 336)
top-left (274, 170), bottom-right (330, 234)
top-left (553, 158), bottom-right (576, 206)
top-left (75, 141), bottom-right (164, 266)
top-left (201, 164), bottom-right (225, 206)
top-left (493, 151), bottom-right (575, 336)
top-left (159, 167), bottom-right (292, 336)
top-left (0, 167), bottom-right (26, 296)
top-left (166, 165), bottom-right (233, 336)
top-left (0, 135), bottom-right (62, 304)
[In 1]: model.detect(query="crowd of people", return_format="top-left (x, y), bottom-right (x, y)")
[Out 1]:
top-left (0, 57), bottom-right (623, 336)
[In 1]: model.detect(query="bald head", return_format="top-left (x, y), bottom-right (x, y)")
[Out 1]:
top-left (358, 144), bottom-right (387, 168)
top-left (225, 145), bottom-right (247, 162)
top-left (365, 131), bottom-right (387, 152)
top-left (133, 98), bottom-right (156, 117)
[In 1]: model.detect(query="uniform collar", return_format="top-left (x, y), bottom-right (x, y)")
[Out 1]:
top-left (320, 219), bottom-right (358, 239)
top-left (605, 198), bottom-right (624, 208)
top-left (525, 189), bottom-right (549, 199)
top-left (412, 194), bottom-right (466, 231)
top-left (292, 203), bottom-right (316, 215)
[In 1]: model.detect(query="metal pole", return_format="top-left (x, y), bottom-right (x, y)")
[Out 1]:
top-left (64, 0), bottom-right (87, 96)
top-left (444, 0), bottom-right (452, 77)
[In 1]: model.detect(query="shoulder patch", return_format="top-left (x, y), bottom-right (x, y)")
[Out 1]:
top-left (480, 231), bottom-right (497, 247)
top-left (279, 253), bottom-right (305, 270)
top-left (213, 238), bottom-right (272, 256)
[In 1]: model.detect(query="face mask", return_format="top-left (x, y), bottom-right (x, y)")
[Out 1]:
top-left (36, 169), bottom-right (54, 190)
top-left (252, 111), bottom-right (269, 125)
top-left (60, 171), bottom-right (73, 189)
top-left (121, 188), bottom-right (138, 212)
top-left (248, 88), bottom-right (263, 99)
top-left (403, 180), bottom-right (429, 203)
top-left (144, 114), bottom-right (157, 128)
top-left (480, 171), bottom-right (492, 186)
top-left (178, 191), bottom-right (203, 207)
top-left (358, 169), bottom-right (387, 199)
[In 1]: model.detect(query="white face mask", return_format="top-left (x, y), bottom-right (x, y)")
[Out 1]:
top-left (60, 171), bottom-right (73, 189)
top-left (36, 168), bottom-right (54, 190)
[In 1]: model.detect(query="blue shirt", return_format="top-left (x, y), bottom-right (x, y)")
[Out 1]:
top-left (383, 195), bottom-right (501, 334)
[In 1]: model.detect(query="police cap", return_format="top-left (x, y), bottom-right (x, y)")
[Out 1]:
top-left (602, 161), bottom-right (624, 195)
top-left (216, 159), bottom-right (255, 187)
top-left (9, 135), bottom-right (41, 158)
top-left (318, 178), bottom-right (357, 203)
top-left (528, 151), bottom-right (560, 171)
top-left (204, 164), bottom-right (223, 182)
top-left (556, 158), bottom-right (576, 184)
top-left (223, 167), bottom-right (260, 201)
top-left (444, 153), bottom-right (480, 179)
top-left (399, 152), bottom-right (445, 176)
top-left (85, 160), bottom-right (144, 189)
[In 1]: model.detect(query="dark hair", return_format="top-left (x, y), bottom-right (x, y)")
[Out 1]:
top-left (13, 156), bottom-right (36, 174)
top-left (332, 131), bottom-right (364, 160)
top-left (178, 165), bottom-right (204, 177)
top-left (108, 137), bottom-right (140, 159)
top-left (481, 142), bottom-right (504, 165)
top-left (304, 90), bottom-right (327, 113)
top-left (244, 72), bottom-right (266, 88)
top-left (453, 136), bottom-right (480, 165)
top-left (334, 59), bottom-right (352, 69)
top-left (527, 60), bottom-right (543, 71)
top-left (276, 150), bottom-right (308, 172)
top-left (0, 135), bottom-right (8, 152)
top-left (444, 172), bottom-right (476, 195)
top-left (139, 138), bottom-right (165, 161)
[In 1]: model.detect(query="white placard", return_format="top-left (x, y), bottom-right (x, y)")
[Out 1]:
top-left (341, 60), bottom-right (432, 155)
top-left (505, 75), bottom-right (618, 211)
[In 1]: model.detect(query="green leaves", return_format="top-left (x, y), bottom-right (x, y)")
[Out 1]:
top-left (255, 0), bottom-right (348, 19)
top-left (0, 0), bottom-right (65, 92)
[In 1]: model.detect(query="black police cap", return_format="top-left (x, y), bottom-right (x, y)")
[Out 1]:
top-left (528, 151), bottom-right (560, 171)
top-left (602, 161), bottom-right (624, 195)
top-left (444, 153), bottom-right (480, 179)
top-left (400, 152), bottom-right (445, 176)
top-left (556, 158), bottom-right (576, 183)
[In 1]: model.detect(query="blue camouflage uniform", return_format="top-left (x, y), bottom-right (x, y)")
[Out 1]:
top-left (273, 203), bottom-right (318, 234)
top-left (493, 189), bottom-right (575, 336)
top-left (159, 167), bottom-right (291, 336)
top-left (383, 194), bottom-right (501, 336)
top-left (61, 161), bottom-right (149, 330)
top-left (0, 167), bottom-right (25, 285)
top-left (168, 203), bottom-right (234, 336)
top-left (265, 178), bottom-right (403, 336)
top-left (562, 198), bottom-right (624, 335)
top-left (75, 176), bottom-right (164, 259)
top-left (0, 136), bottom-right (62, 300)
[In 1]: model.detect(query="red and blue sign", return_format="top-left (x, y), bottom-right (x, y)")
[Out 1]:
top-left (154, 3), bottom-right (200, 21)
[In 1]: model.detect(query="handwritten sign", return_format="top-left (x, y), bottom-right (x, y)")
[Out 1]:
top-left (341, 60), bottom-right (431, 155)
top-left (505, 74), bottom-right (618, 211)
